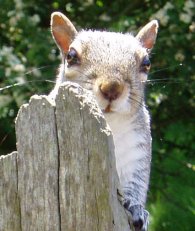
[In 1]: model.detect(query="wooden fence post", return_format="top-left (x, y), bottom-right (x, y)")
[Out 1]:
top-left (0, 82), bottom-right (130, 231)
top-left (0, 152), bottom-right (21, 231)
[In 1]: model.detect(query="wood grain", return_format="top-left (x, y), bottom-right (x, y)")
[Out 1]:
top-left (1, 83), bottom-right (130, 230)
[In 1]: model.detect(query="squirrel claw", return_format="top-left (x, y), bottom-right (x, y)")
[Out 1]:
top-left (117, 188), bottom-right (125, 204)
top-left (125, 204), bottom-right (149, 231)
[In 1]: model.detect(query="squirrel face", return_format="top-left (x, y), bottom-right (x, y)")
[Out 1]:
top-left (51, 12), bottom-right (158, 114)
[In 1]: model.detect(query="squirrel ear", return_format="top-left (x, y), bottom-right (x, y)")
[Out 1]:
top-left (136, 20), bottom-right (158, 50)
top-left (51, 12), bottom-right (77, 54)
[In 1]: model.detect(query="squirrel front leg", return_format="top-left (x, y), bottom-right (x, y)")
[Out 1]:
top-left (118, 186), bottom-right (149, 231)
top-left (117, 157), bottom-right (151, 231)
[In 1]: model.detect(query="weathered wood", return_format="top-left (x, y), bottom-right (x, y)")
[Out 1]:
top-left (55, 83), bottom-right (129, 230)
top-left (15, 96), bottom-right (60, 231)
top-left (0, 152), bottom-right (21, 231)
top-left (1, 82), bottom-right (130, 231)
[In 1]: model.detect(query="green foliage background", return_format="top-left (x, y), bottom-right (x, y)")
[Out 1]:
top-left (0, 0), bottom-right (194, 230)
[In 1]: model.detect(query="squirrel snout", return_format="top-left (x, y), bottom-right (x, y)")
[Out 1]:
top-left (99, 80), bottom-right (124, 101)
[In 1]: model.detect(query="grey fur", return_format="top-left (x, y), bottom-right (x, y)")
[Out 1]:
top-left (50, 12), bottom-right (158, 231)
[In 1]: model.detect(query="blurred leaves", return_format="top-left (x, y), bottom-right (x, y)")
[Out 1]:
top-left (0, 0), bottom-right (195, 230)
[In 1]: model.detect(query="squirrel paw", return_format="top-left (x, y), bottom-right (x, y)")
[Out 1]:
top-left (117, 189), bottom-right (149, 230)
top-left (124, 203), bottom-right (149, 231)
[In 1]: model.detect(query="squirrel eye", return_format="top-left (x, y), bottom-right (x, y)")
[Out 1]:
top-left (140, 57), bottom-right (151, 73)
top-left (66, 48), bottom-right (80, 66)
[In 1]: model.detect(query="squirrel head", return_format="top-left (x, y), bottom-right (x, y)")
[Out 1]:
top-left (51, 12), bottom-right (158, 114)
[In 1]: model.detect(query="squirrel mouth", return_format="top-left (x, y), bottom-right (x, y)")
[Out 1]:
top-left (104, 104), bottom-right (112, 113)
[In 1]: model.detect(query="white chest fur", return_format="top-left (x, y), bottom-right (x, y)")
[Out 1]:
top-left (104, 112), bottom-right (147, 186)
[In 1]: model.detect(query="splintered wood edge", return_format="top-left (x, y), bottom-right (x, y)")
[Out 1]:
top-left (57, 81), bottom-right (112, 136)
top-left (15, 94), bottom-right (55, 124)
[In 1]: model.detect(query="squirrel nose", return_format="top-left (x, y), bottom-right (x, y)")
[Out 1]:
top-left (99, 80), bottom-right (124, 101)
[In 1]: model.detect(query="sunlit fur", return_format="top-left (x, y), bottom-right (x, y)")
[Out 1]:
top-left (50, 14), bottom-right (158, 230)
top-left (50, 29), bottom-right (152, 204)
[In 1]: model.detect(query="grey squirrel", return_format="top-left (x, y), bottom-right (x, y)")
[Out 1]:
top-left (50, 12), bottom-right (158, 231)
